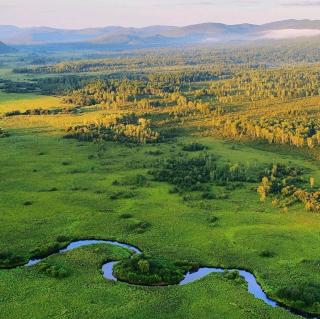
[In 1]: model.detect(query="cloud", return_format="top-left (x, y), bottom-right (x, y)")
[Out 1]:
top-left (172, 0), bottom-right (260, 7)
top-left (283, 1), bottom-right (320, 6)
top-left (260, 29), bottom-right (320, 38)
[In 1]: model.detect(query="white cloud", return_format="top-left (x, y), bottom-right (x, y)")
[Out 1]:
top-left (260, 29), bottom-right (320, 39)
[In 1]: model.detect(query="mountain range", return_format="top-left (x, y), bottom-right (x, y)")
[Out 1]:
top-left (0, 41), bottom-right (16, 53)
top-left (1, 20), bottom-right (320, 51)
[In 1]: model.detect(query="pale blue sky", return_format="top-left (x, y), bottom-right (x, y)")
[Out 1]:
top-left (0, 0), bottom-right (319, 28)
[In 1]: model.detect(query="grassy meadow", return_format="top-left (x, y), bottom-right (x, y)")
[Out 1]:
top-left (1, 49), bottom-right (320, 319)
top-left (0, 92), bottom-right (65, 113)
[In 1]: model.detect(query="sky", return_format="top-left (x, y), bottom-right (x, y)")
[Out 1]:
top-left (0, 0), bottom-right (319, 29)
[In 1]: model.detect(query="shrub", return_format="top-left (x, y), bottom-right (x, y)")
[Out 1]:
top-left (182, 142), bottom-right (208, 152)
top-left (38, 262), bottom-right (69, 278)
top-left (0, 251), bottom-right (25, 268)
top-left (145, 150), bottom-right (163, 156)
top-left (169, 187), bottom-right (180, 194)
top-left (202, 192), bottom-right (216, 200)
top-left (223, 270), bottom-right (246, 286)
top-left (152, 155), bottom-right (216, 191)
top-left (56, 235), bottom-right (70, 243)
top-left (138, 260), bottom-right (150, 273)
top-left (225, 183), bottom-right (237, 191)
top-left (110, 191), bottom-right (136, 200)
top-left (135, 175), bottom-right (148, 186)
top-left (127, 219), bottom-right (151, 233)
top-left (259, 250), bottom-right (275, 258)
top-left (119, 213), bottom-right (133, 219)
top-left (152, 155), bottom-right (259, 193)
top-left (30, 243), bottom-right (61, 259)
top-left (277, 283), bottom-right (320, 307)
top-left (113, 254), bottom-right (185, 286)
top-left (4, 107), bottom-right (78, 117)
top-left (216, 193), bottom-right (229, 200)
top-left (23, 201), bottom-right (33, 206)
top-left (257, 163), bottom-right (320, 213)
top-left (207, 216), bottom-right (219, 225)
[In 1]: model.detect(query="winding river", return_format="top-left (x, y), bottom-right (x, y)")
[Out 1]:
top-left (19, 239), bottom-right (318, 319)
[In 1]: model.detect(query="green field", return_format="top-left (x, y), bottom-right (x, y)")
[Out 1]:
top-left (1, 46), bottom-right (320, 319)
top-left (0, 92), bottom-right (64, 113)
top-left (0, 123), bottom-right (319, 318)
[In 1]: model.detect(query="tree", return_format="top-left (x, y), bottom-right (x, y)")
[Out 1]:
top-left (138, 260), bottom-right (150, 273)
top-left (257, 177), bottom-right (271, 202)
top-left (310, 177), bottom-right (315, 189)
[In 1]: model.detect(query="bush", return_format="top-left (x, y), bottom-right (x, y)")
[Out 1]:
top-left (257, 163), bottom-right (320, 213)
top-left (259, 250), bottom-right (275, 258)
top-left (113, 254), bottom-right (185, 286)
top-left (30, 243), bottom-right (61, 259)
top-left (127, 219), bottom-right (151, 233)
top-left (138, 259), bottom-right (150, 273)
top-left (0, 128), bottom-right (10, 138)
top-left (207, 216), bottom-right (219, 225)
top-left (23, 201), bottom-right (33, 206)
top-left (135, 175), bottom-right (149, 187)
top-left (112, 175), bottom-right (148, 187)
top-left (38, 262), bottom-right (69, 278)
top-left (56, 235), bottom-right (70, 243)
top-left (0, 251), bottom-right (25, 268)
top-left (182, 142), bottom-right (208, 152)
top-left (152, 155), bottom-right (216, 191)
top-left (225, 183), bottom-right (237, 191)
top-left (4, 107), bottom-right (78, 117)
top-left (152, 155), bottom-right (259, 193)
top-left (119, 213), bottom-right (133, 219)
top-left (223, 270), bottom-right (246, 286)
top-left (169, 187), bottom-right (180, 194)
top-left (277, 283), bottom-right (320, 307)
top-left (110, 191), bottom-right (136, 200)
top-left (145, 150), bottom-right (163, 156)
top-left (202, 192), bottom-right (216, 200)
top-left (216, 193), bottom-right (229, 200)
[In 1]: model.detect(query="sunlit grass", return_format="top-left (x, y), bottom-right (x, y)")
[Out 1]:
top-left (0, 93), bottom-right (66, 113)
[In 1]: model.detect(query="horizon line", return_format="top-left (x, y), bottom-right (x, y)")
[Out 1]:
top-left (0, 18), bottom-right (318, 31)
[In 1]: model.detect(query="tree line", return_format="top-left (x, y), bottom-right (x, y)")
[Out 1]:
top-left (64, 113), bottom-right (160, 145)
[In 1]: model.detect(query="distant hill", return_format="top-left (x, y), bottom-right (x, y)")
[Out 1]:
top-left (0, 41), bottom-right (15, 53)
top-left (1, 20), bottom-right (320, 50)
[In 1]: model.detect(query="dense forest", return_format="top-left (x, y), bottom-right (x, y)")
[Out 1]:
top-left (12, 39), bottom-right (320, 74)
